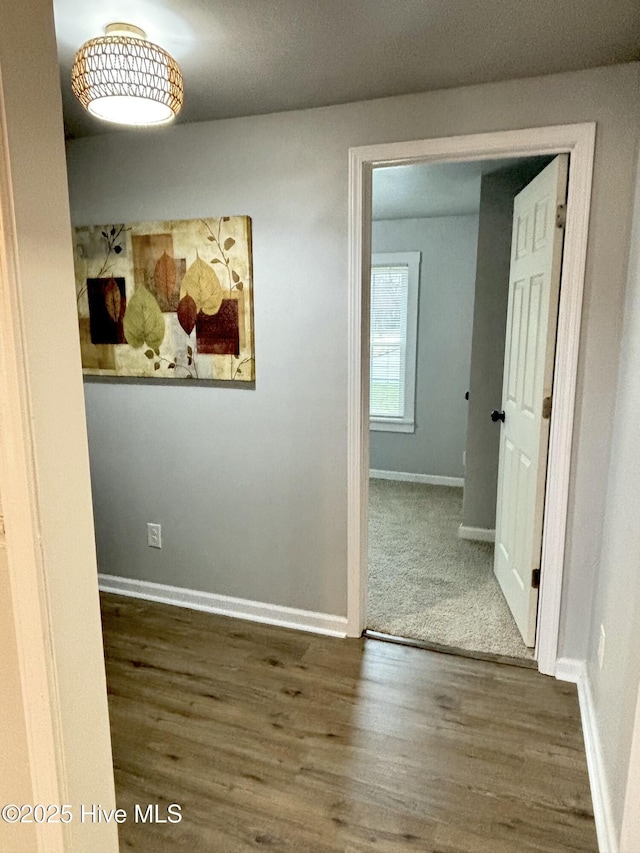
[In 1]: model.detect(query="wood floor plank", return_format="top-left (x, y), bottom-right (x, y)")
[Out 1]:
top-left (101, 593), bottom-right (597, 852)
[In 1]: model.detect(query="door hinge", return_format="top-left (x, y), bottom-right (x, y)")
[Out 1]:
top-left (556, 203), bottom-right (567, 229)
top-left (532, 569), bottom-right (541, 589)
top-left (542, 395), bottom-right (552, 420)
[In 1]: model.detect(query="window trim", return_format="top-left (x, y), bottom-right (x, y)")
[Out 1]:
top-left (369, 251), bottom-right (420, 433)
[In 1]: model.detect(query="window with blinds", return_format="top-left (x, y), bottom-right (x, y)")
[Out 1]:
top-left (369, 251), bottom-right (420, 432)
top-left (370, 264), bottom-right (408, 418)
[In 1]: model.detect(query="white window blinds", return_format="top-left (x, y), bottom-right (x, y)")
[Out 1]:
top-left (370, 264), bottom-right (409, 419)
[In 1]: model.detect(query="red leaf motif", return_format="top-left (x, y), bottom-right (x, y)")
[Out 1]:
top-left (103, 277), bottom-right (122, 323)
top-left (177, 294), bottom-right (197, 336)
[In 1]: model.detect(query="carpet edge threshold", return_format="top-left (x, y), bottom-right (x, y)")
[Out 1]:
top-left (364, 629), bottom-right (538, 670)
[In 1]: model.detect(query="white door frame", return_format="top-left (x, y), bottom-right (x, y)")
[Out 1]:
top-left (346, 122), bottom-right (596, 676)
top-left (0, 20), bottom-right (117, 849)
top-left (0, 87), bottom-right (66, 851)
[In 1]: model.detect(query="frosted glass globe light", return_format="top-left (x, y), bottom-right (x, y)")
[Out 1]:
top-left (71, 24), bottom-right (184, 126)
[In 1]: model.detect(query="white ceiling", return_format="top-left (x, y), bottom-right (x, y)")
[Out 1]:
top-left (372, 158), bottom-right (550, 220)
top-left (53, 0), bottom-right (640, 139)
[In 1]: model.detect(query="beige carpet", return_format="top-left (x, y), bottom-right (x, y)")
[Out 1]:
top-left (367, 479), bottom-right (533, 660)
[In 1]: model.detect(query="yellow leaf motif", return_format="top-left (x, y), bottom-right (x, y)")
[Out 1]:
top-left (123, 287), bottom-right (165, 350)
top-left (180, 256), bottom-right (223, 316)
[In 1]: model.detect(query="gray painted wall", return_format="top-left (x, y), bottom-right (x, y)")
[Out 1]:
top-left (66, 63), bottom-right (640, 663)
top-left (587, 155), bottom-right (640, 840)
top-left (370, 216), bottom-right (479, 477)
top-left (462, 161), bottom-right (551, 531)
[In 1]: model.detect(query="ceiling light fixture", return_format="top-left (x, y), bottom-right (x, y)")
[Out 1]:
top-left (71, 23), bottom-right (184, 126)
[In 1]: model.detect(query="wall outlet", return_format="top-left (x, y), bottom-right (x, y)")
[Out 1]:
top-left (598, 624), bottom-right (606, 670)
top-left (147, 523), bottom-right (162, 549)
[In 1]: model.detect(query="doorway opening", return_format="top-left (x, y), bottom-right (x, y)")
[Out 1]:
top-left (366, 154), bottom-right (559, 664)
top-left (346, 125), bottom-right (596, 676)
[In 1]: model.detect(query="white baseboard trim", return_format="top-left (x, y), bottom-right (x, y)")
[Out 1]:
top-left (554, 656), bottom-right (583, 683)
top-left (555, 657), bottom-right (617, 853)
top-left (370, 469), bottom-right (464, 488)
top-left (457, 524), bottom-right (495, 543)
top-left (98, 574), bottom-right (348, 638)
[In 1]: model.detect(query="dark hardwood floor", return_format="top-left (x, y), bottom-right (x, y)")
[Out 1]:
top-left (101, 593), bottom-right (597, 852)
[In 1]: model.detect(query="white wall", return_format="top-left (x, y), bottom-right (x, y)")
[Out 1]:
top-left (66, 63), bottom-right (640, 662)
top-left (0, 0), bottom-right (117, 849)
top-left (620, 686), bottom-right (640, 850)
top-left (370, 216), bottom-right (478, 477)
top-left (586, 149), bottom-right (640, 846)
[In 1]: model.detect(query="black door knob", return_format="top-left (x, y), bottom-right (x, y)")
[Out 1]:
top-left (491, 409), bottom-right (505, 423)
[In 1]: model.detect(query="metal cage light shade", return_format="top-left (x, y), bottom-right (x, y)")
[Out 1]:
top-left (71, 24), bottom-right (184, 126)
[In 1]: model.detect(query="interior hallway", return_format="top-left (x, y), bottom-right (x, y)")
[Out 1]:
top-left (102, 592), bottom-right (595, 852)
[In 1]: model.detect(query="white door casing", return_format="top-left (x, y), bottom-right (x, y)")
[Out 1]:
top-left (0, 4), bottom-right (118, 848)
top-left (493, 155), bottom-right (569, 647)
top-left (347, 124), bottom-right (595, 677)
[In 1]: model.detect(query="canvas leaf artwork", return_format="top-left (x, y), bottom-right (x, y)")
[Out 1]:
top-left (73, 216), bottom-right (255, 381)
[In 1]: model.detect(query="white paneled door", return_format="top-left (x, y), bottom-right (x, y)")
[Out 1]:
top-left (494, 155), bottom-right (569, 647)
